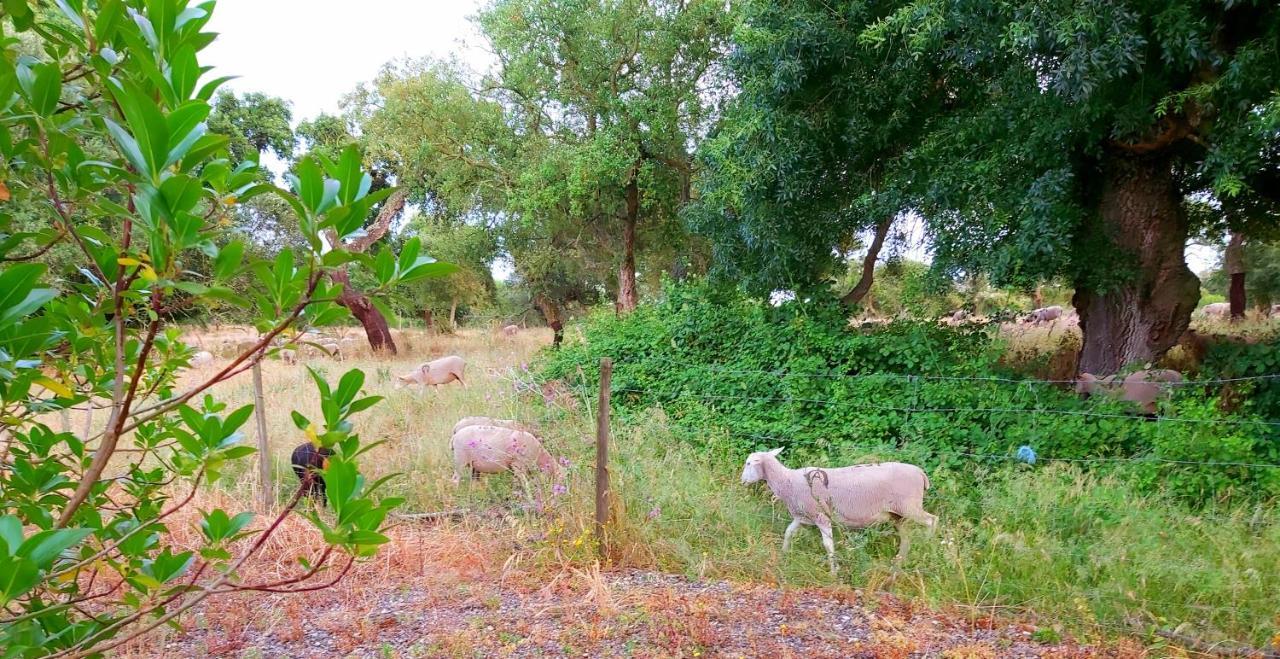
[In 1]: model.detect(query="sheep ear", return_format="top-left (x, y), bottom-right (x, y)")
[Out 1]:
top-left (768, 447), bottom-right (784, 456)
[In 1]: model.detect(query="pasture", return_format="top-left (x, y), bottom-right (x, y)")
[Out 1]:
top-left (103, 323), bottom-right (1279, 655)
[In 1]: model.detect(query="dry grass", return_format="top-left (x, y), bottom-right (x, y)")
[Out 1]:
top-left (95, 324), bottom-right (1184, 656)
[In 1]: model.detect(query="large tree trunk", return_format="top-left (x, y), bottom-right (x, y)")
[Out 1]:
top-left (617, 178), bottom-right (639, 313)
top-left (330, 268), bottom-right (397, 354)
top-left (840, 216), bottom-right (893, 307)
top-left (535, 294), bottom-right (564, 349)
top-left (1225, 232), bottom-right (1246, 321)
top-left (1072, 154), bottom-right (1200, 375)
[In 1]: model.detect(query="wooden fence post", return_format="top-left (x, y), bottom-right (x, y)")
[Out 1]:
top-left (595, 357), bottom-right (613, 560)
top-left (253, 348), bottom-right (271, 510)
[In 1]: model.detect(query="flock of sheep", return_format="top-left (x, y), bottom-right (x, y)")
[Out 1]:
top-left (188, 320), bottom-right (1202, 577)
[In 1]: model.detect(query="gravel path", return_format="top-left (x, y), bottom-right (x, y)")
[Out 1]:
top-left (161, 567), bottom-right (1117, 658)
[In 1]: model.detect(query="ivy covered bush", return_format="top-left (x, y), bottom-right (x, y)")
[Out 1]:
top-left (542, 282), bottom-right (1280, 501)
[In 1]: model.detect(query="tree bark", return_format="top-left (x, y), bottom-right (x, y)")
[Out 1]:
top-left (449, 298), bottom-right (458, 328)
top-left (617, 177), bottom-right (639, 313)
top-left (1032, 284), bottom-right (1044, 309)
top-left (535, 294), bottom-right (564, 349)
top-left (840, 216), bottom-right (893, 307)
top-left (324, 188), bottom-right (408, 355)
top-left (423, 309), bottom-right (434, 333)
top-left (331, 268), bottom-right (397, 354)
top-left (1072, 153), bottom-right (1200, 375)
top-left (1225, 232), bottom-right (1246, 321)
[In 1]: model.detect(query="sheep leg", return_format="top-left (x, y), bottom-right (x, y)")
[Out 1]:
top-left (454, 374), bottom-right (467, 388)
top-left (782, 518), bottom-right (803, 552)
top-left (817, 519), bottom-right (837, 577)
top-left (894, 518), bottom-right (911, 563)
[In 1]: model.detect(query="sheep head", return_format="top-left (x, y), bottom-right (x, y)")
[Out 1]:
top-left (741, 447), bottom-right (784, 484)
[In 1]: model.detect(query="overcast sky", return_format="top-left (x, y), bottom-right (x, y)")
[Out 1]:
top-left (201, 0), bottom-right (1221, 278)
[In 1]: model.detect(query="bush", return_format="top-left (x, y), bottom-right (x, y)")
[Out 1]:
top-left (541, 282), bottom-right (1280, 501)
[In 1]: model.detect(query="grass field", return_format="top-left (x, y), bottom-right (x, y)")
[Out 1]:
top-left (113, 325), bottom-right (1280, 654)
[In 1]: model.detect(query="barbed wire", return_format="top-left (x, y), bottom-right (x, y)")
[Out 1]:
top-left (632, 354), bottom-right (1280, 387)
top-left (613, 387), bottom-right (1280, 429)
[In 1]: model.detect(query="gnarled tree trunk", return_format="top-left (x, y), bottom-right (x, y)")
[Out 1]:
top-left (840, 216), bottom-right (893, 307)
top-left (617, 177), bottom-right (639, 313)
top-left (330, 268), bottom-right (396, 354)
top-left (535, 294), bottom-right (564, 349)
top-left (1072, 153), bottom-right (1200, 375)
top-left (324, 189), bottom-right (408, 355)
top-left (1225, 232), bottom-right (1246, 321)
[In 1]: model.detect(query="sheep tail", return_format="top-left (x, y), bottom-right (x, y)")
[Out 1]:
top-left (919, 467), bottom-right (931, 491)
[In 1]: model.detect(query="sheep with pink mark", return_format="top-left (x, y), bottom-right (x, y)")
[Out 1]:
top-left (451, 424), bottom-right (558, 484)
top-left (741, 448), bottom-right (936, 575)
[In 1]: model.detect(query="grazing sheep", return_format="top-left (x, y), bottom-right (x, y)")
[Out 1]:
top-left (396, 355), bottom-right (466, 389)
top-left (501, 324), bottom-right (520, 337)
top-left (290, 443), bottom-right (333, 505)
top-left (1076, 369), bottom-right (1183, 415)
top-left (451, 425), bottom-right (557, 483)
top-left (280, 348), bottom-right (297, 365)
top-left (190, 351), bottom-right (214, 368)
top-left (319, 341), bottom-right (343, 361)
top-left (452, 416), bottom-right (527, 436)
top-left (1024, 305), bottom-right (1063, 324)
top-left (1200, 302), bottom-right (1230, 319)
top-left (741, 448), bottom-right (936, 575)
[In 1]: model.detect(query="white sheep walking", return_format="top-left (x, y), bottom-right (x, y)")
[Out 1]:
top-left (741, 448), bottom-right (936, 575)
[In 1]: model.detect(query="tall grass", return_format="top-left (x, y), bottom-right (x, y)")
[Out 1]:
top-left (183, 327), bottom-right (1278, 649)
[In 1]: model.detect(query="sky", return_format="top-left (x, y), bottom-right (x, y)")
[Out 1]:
top-left (201, 0), bottom-right (1222, 279)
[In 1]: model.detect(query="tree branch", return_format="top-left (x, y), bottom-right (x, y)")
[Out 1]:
top-left (841, 216), bottom-right (893, 307)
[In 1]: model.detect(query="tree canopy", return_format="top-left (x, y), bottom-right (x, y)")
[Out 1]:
top-left (693, 0), bottom-right (1280, 373)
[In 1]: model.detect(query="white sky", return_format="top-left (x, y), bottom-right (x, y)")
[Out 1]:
top-left (204, 1), bottom-right (489, 124)
top-left (202, 0), bottom-right (1221, 280)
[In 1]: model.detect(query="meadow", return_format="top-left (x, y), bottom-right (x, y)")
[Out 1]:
top-left (136, 321), bottom-right (1280, 654)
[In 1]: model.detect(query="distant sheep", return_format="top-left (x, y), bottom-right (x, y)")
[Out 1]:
top-left (1200, 302), bottom-right (1230, 319)
top-left (280, 348), bottom-right (297, 365)
top-left (1024, 305), bottom-right (1063, 324)
top-left (396, 355), bottom-right (466, 389)
top-left (741, 448), bottom-right (936, 575)
top-left (1270, 304), bottom-right (1280, 318)
top-left (501, 324), bottom-right (520, 337)
top-left (1076, 369), bottom-right (1183, 415)
top-left (190, 351), bottom-right (214, 368)
top-left (290, 443), bottom-right (333, 505)
top-left (451, 425), bottom-right (557, 483)
top-left (318, 341), bottom-right (343, 361)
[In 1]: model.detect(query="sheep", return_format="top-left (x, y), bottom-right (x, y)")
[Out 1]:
top-left (741, 448), bottom-right (936, 576)
top-left (290, 443), bottom-right (333, 505)
top-left (280, 348), bottom-right (297, 365)
top-left (396, 355), bottom-right (466, 389)
top-left (451, 425), bottom-right (557, 484)
top-left (1024, 305), bottom-right (1063, 324)
top-left (501, 324), bottom-right (520, 337)
top-left (1200, 302), bottom-right (1230, 319)
top-left (318, 340), bottom-right (343, 361)
top-left (1075, 368), bottom-right (1183, 415)
top-left (1270, 304), bottom-right (1280, 318)
top-left (452, 415), bottom-right (527, 436)
top-left (190, 351), bottom-right (214, 368)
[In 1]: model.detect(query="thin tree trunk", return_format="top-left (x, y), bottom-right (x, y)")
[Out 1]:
top-left (617, 178), bottom-right (639, 313)
top-left (330, 268), bottom-right (397, 354)
top-left (1072, 153), bottom-right (1200, 375)
top-left (1032, 284), bottom-right (1044, 309)
top-left (423, 309), bottom-right (434, 333)
top-left (1226, 232), bottom-right (1246, 321)
top-left (449, 298), bottom-right (458, 328)
top-left (840, 216), bottom-right (893, 307)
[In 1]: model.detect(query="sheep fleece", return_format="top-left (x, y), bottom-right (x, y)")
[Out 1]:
top-left (452, 425), bottom-right (553, 476)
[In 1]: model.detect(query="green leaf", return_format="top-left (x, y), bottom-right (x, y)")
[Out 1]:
top-left (24, 62), bottom-right (63, 116)
top-left (214, 240), bottom-right (245, 280)
top-left (18, 528), bottom-right (94, 568)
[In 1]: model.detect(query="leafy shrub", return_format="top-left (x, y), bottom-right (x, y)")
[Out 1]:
top-left (541, 282), bottom-right (1280, 501)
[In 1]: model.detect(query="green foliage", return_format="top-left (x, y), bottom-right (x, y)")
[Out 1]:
top-left (542, 283), bottom-right (1280, 500)
top-left (0, 1), bottom-right (450, 654)
top-left (692, 0), bottom-right (1280, 297)
top-left (206, 91), bottom-right (296, 163)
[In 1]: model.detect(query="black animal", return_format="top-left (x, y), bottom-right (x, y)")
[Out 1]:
top-left (290, 443), bottom-right (333, 504)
